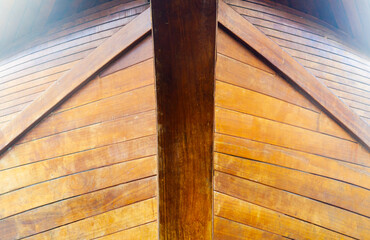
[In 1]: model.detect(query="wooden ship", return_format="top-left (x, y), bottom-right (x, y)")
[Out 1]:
top-left (0, 0), bottom-right (369, 239)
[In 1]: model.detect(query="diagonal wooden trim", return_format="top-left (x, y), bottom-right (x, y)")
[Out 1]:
top-left (0, 8), bottom-right (151, 156)
top-left (218, 0), bottom-right (370, 149)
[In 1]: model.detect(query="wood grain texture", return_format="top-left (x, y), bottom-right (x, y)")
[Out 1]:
top-left (215, 134), bottom-right (369, 189)
top-left (25, 198), bottom-right (157, 240)
top-left (216, 107), bottom-right (367, 166)
top-left (151, 0), bottom-right (216, 239)
top-left (218, 0), bottom-right (370, 148)
top-left (0, 110), bottom-right (156, 171)
top-left (215, 152), bottom-right (370, 216)
top-left (0, 177), bottom-right (157, 240)
top-left (0, 135), bottom-right (156, 195)
top-left (215, 171), bottom-right (370, 239)
top-left (214, 217), bottom-right (288, 240)
top-left (215, 192), bottom-right (353, 240)
top-left (0, 156), bottom-right (157, 219)
top-left (97, 221), bottom-right (158, 240)
top-left (0, 8), bottom-right (152, 156)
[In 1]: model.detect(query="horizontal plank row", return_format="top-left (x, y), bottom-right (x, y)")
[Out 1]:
top-left (215, 107), bottom-right (368, 166)
top-left (214, 192), bottom-right (353, 240)
top-left (0, 176), bottom-right (157, 239)
top-left (214, 217), bottom-right (287, 240)
top-left (0, 110), bottom-right (156, 171)
top-left (18, 58), bottom-right (154, 144)
top-left (0, 0), bottom-right (149, 73)
top-left (0, 135), bottom-right (156, 195)
top-left (25, 197), bottom-right (157, 240)
top-left (215, 171), bottom-right (370, 239)
top-left (215, 152), bottom-right (370, 216)
top-left (214, 133), bottom-right (369, 189)
top-left (0, 155), bottom-right (157, 219)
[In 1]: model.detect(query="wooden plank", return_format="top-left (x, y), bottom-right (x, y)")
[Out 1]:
top-left (0, 156), bottom-right (156, 219)
top-left (216, 107), bottom-right (368, 167)
top-left (217, 28), bottom-right (274, 74)
top-left (14, 84), bottom-right (155, 145)
top-left (215, 171), bottom-right (370, 239)
top-left (215, 192), bottom-right (353, 240)
top-left (25, 198), bottom-right (157, 240)
top-left (0, 135), bottom-right (156, 195)
top-left (1, 48), bottom-right (92, 85)
top-left (100, 35), bottom-right (153, 77)
top-left (0, 8), bottom-right (152, 156)
top-left (0, 177), bottom-right (157, 239)
top-left (214, 152), bottom-right (370, 216)
top-left (218, 0), bottom-right (370, 148)
top-left (216, 81), bottom-right (319, 130)
top-left (216, 54), bottom-right (319, 112)
top-left (0, 38), bottom-right (106, 79)
top-left (318, 111), bottom-right (355, 141)
top-left (0, 61), bottom-right (77, 93)
top-left (0, 0), bottom-right (149, 68)
top-left (214, 134), bottom-right (369, 189)
top-left (97, 221), bottom-right (157, 240)
top-left (151, 0), bottom-right (216, 238)
top-left (0, 110), bottom-right (156, 171)
top-left (16, 60), bottom-right (154, 144)
top-left (214, 217), bottom-right (288, 240)
top-left (225, 0), bottom-right (365, 58)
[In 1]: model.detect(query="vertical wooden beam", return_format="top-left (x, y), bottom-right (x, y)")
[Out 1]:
top-left (151, 1), bottom-right (217, 239)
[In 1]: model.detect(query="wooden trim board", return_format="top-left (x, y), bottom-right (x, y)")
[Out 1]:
top-left (0, 8), bottom-right (152, 155)
top-left (218, 0), bottom-right (370, 149)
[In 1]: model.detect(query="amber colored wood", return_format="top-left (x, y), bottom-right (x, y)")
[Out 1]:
top-left (0, 156), bottom-right (156, 219)
top-left (15, 84), bottom-right (155, 145)
top-left (98, 221), bottom-right (158, 240)
top-left (214, 192), bottom-right (353, 240)
top-left (0, 8), bottom-right (152, 156)
top-left (0, 135), bottom-right (156, 195)
top-left (0, 110), bottom-right (156, 171)
top-left (216, 54), bottom-right (318, 112)
top-left (215, 171), bottom-right (370, 239)
top-left (25, 198), bottom-right (157, 240)
top-left (216, 81), bottom-right (319, 130)
top-left (214, 217), bottom-right (288, 240)
top-left (215, 152), bottom-right (370, 216)
top-left (214, 134), bottom-right (369, 189)
top-left (15, 61), bottom-right (154, 144)
top-left (318, 112), bottom-right (356, 140)
top-left (0, 177), bottom-right (157, 240)
top-left (218, 0), bottom-right (370, 148)
top-left (151, 1), bottom-right (216, 238)
top-left (216, 106), bottom-right (368, 167)
top-left (217, 28), bottom-right (274, 74)
top-left (100, 35), bottom-right (153, 77)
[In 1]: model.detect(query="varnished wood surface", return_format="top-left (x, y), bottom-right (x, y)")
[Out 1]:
top-left (214, 27), bottom-right (370, 239)
top-left (219, 0), bottom-right (370, 148)
top-left (0, 0), bottom-right (149, 128)
top-left (151, 0), bottom-right (216, 238)
top-left (0, 8), bottom-right (152, 156)
top-left (0, 34), bottom-right (157, 239)
top-left (224, 0), bottom-right (370, 127)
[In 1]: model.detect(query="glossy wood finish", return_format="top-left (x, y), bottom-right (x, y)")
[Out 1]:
top-left (0, 36), bottom-right (157, 239)
top-left (0, 0), bottom-right (149, 128)
top-left (214, 27), bottom-right (370, 239)
top-left (219, 0), bottom-right (370, 149)
top-left (225, 0), bottom-right (370, 126)
top-left (0, 8), bottom-right (151, 156)
top-left (151, 0), bottom-right (216, 239)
